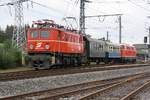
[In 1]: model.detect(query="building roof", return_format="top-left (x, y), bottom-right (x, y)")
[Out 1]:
top-left (133, 44), bottom-right (148, 49)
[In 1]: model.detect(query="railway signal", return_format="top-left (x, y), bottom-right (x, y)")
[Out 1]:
top-left (144, 36), bottom-right (147, 43)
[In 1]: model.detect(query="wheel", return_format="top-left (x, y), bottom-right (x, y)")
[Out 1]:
top-left (96, 59), bottom-right (100, 65)
top-left (34, 68), bottom-right (39, 71)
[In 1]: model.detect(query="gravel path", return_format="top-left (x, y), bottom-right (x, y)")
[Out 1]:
top-left (1, 66), bottom-right (150, 98)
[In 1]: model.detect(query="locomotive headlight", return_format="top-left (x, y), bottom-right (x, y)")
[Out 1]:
top-left (45, 44), bottom-right (50, 49)
top-left (30, 44), bottom-right (34, 49)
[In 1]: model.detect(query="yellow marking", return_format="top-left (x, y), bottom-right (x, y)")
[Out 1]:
top-left (28, 40), bottom-right (82, 45)
top-left (36, 42), bottom-right (42, 48)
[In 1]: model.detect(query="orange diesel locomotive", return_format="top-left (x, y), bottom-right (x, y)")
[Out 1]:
top-left (27, 20), bottom-right (84, 68)
top-left (120, 44), bottom-right (137, 63)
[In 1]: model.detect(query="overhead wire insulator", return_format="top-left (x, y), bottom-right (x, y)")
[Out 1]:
top-left (98, 16), bottom-right (105, 22)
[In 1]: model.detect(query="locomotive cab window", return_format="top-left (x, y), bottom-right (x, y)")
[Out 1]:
top-left (120, 45), bottom-right (125, 49)
top-left (30, 30), bottom-right (38, 38)
top-left (40, 31), bottom-right (50, 38)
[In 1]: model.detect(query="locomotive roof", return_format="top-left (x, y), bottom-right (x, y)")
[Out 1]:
top-left (84, 36), bottom-right (123, 48)
top-left (133, 44), bottom-right (148, 49)
top-left (29, 26), bottom-right (81, 36)
top-left (106, 42), bottom-right (120, 47)
top-left (120, 44), bottom-right (135, 47)
top-left (31, 21), bottom-right (81, 34)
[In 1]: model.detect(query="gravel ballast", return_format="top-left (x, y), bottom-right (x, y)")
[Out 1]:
top-left (0, 66), bottom-right (150, 98)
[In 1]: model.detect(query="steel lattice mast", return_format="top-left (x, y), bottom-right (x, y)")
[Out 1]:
top-left (79, 0), bottom-right (91, 34)
top-left (79, 0), bottom-right (85, 34)
top-left (12, 0), bottom-right (28, 49)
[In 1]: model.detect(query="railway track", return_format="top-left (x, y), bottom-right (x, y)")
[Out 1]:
top-left (79, 73), bottom-right (150, 100)
top-left (0, 63), bottom-right (149, 82)
top-left (1, 73), bottom-right (149, 100)
top-left (120, 80), bottom-right (150, 100)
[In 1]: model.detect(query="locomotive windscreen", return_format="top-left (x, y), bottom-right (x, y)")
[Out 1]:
top-left (31, 30), bottom-right (38, 38)
top-left (40, 31), bottom-right (50, 38)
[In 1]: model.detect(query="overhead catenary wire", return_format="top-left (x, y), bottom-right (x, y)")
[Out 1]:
top-left (29, 0), bottom-right (65, 15)
top-left (91, 0), bottom-right (127, 4)
top-left (63, 0), bottom-right (79, 17)
top-left (23, 7), bottom-right (57, 18)
top-left (0, 0), bottom-right (148, 44)
top-left (0, 0), bottom-right (65, 15)
top-left (61, 0), bottom-right (80, 30)
top-left (128, 0), bottom-right (150, 12)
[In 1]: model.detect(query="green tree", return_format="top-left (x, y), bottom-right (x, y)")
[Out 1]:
top-left (5, 25), bottom-right (14, 40)
top-left (0, 40), bottom-right (22, 69)
top-left (0, 27), bottom-right (5, 43)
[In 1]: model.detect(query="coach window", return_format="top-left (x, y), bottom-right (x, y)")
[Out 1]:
top-left (95, 43), bottom-right (97, 50)
top-left (101, 45), bottom-right (103, 51)
top-left (113, 46), bottom-right (116, 51)
top-left (31, 30), bottom-right (38, 38)
top-left (99, 45), bottom-right (101, 50)
top-left (110, 46), bottom-right (113, 51)
top-left (109, 46), bottom-right (111, 51)
top-left (97, 44), bottom-right (99, 50)
top-left (99, 44), bottom-right (101, 50)
top-left (41, 31), bottom-right (50, 38)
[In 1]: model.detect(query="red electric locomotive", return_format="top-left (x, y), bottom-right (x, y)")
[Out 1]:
top-left (120, 44), bottom-right (137, 63)
top-left (27, 19), bottom-right (84, 69)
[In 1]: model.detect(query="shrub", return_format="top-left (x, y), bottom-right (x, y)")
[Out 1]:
top-left (0, 40), bottom-right (22, 69)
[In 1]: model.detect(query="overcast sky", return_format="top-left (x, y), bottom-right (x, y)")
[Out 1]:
top-left (0, 0), bottom-right (150, 44)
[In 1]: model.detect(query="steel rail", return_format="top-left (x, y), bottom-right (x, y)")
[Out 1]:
top-left (79, 74), bottom-right (146, 100)
top-left (0, 78), bottom-right (125, 100)
top-left (0, 63), bottom-right (149, 82)
top-left (1, 73), bottom-right (145, 100)
top-left (120, 80), bottom-right (150, 100)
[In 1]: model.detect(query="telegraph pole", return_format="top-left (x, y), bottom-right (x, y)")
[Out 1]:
top-left (119, 15), bottom-right (122, 44)
top-left (106, 31), bottom-right (109, 41)
top-left (149, 27), bottom-right (150, 45)
top-left (149, 27), bottom-right (150, 58)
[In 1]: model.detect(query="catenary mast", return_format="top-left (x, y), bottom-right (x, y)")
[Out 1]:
top-left (12, 0), bottom-right (29, 49)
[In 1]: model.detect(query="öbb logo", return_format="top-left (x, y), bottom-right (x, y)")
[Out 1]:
top-left (36, 42), bottom-right (42, 48)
